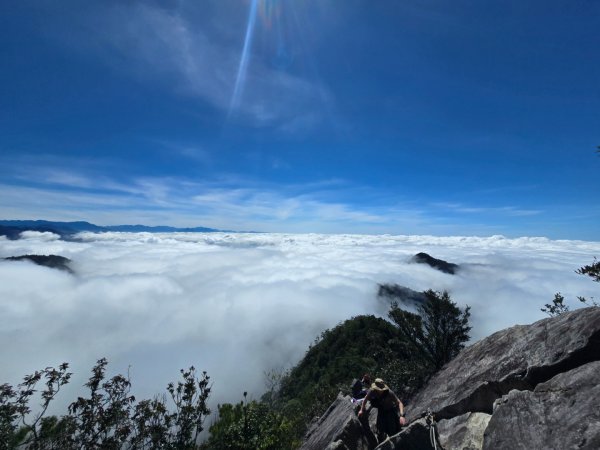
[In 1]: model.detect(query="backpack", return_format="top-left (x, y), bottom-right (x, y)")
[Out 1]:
top-left (350, 378), bottom-right (363, 398)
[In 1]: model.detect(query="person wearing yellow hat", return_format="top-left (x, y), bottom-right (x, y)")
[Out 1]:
top-left (357, 378), bottom-right (406, 441)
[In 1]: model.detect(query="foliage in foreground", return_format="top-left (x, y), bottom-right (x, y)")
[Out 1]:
top-left (0, 359), bottom-right (210, 450)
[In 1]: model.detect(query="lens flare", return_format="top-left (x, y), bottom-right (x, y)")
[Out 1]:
top-left (258, 0), bottom-right (281, 30)
top-left (229, 0), bottom-right (259, 116)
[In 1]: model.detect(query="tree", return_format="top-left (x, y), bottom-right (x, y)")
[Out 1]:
top-left (0, 363), bottom-right (72, 450)
top-left (68, 358), bottom-right (136, 448)
top-left (576, 257), bottom-right (600, 282)
top-left (576, 258), bottom-right (599, 307)
top-left (541, 293), bottom-right (570, 317)
top-left (388, 290), bottom-right (471, 372)
top-left (166, 366), bottom-right (211, 449)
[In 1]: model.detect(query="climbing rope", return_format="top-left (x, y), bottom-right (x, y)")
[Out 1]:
top-left (423, 409), bottom-right (445, 450)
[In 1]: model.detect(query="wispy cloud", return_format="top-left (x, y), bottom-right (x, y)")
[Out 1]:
top-left (0, 153), bottom-right (562, 236)
top-left (432, 202), bottom-right (542, 217)
top-left (67, 2), bottom-right (333, 129)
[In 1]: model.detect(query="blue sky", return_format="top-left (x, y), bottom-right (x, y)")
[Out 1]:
top-left (1, 0), bottom-right (599, 239)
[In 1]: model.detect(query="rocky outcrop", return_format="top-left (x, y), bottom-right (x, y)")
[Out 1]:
top-left (483, 360), bottom-right (600, 450)
top-left (374, 419), bottom-right (433, 450)
top-left (4, 254), bottom-right (74, 273)
top-left (410, 253), bottom-right (459, 274)
top-left (437, 413), bottom-right (490, 450)
top-left (300, 307), bottom-right (600, 450)
top-left (300, 394), bottom-right (376, 450)
top-left (407, 307), bottom-right (600, 422)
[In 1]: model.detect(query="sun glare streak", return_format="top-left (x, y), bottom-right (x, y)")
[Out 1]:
top-left (229, 0), bottom-right (259, 117)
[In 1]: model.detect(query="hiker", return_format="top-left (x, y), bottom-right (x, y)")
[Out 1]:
top-left (351, 373), bottom-right (372, 403)
top-left (357, 378), bottom-right (406, 440)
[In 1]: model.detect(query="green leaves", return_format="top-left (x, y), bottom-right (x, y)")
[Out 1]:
top-left (1, 360), bottom-right (211, 450)
top-left (0, 362), bottom-right (73, 449)
top-left (541, 292), bottom-right (570, 317)
top-left (203, 396), bottom-right (297, 450)
top-left (388, 290), bottom-right (471, 372)
top-left (167, 367), bottom-right (211, 448)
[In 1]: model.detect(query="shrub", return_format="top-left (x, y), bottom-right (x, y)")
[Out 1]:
top-left (0, 359), bottom-right (211, 450)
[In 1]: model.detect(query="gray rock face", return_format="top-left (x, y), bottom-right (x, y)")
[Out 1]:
top-left (483, 360), bottom-right (600, 450)
top-left (407, 307), bottom-right (600, 421)
top-left (437, 412), bottom-right (490, 450)
top-left (374, 419), bottom-right (434, 450)
top-left (300, 394), bottom-right (375, 450)
top-left (299, 308), bottom-right (600, 450)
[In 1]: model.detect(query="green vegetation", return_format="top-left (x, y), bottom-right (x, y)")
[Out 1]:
top-left (541, 292), bottom-right (571, 317)
top-left (201, 393), bottom-right (297, 450)
top-left (0, 359), bottom-right (211, 450)
top-left (275, 315), bottom-right (408, 434)
top-left (576, 258), bottom-right (600, 306)
top-left (388, 290), bottom-right (471, 372)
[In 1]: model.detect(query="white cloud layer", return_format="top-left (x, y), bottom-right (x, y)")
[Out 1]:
top-left (1, 232), bottom-right (599, 414)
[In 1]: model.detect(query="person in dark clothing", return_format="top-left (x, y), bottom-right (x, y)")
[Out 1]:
top-left (357, 378), bottom-right (406, 441)
top-left (351, 373), bottom-right (372, 402)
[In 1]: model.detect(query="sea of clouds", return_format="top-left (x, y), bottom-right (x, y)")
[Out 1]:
top-left (1, 231), bottom-right (599, 415)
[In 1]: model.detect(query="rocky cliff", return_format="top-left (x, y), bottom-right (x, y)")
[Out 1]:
top-left (300, 307), bottom-right (600, 450)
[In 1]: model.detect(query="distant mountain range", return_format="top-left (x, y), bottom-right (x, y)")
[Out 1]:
top-left (0, 220), bottom-right (224, 240)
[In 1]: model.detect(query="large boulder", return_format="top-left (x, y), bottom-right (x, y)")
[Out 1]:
top-left (483, 360), bottom-right (600, 450)
top-left (300, 394), bottom-right (376, 450)
top-left (374, 419), bottom-right (434, 450)
top-left (437, 412), bottom-right (490, 450)
top-left (407, 307), bottom-right (600, 421)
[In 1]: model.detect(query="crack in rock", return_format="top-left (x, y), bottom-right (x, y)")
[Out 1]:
top-left (435, 326), bottom-right (600, 420)
top-left (483, 360), bottom-right (600, 450)
top-left (407, 308), bottom-right (600, 423)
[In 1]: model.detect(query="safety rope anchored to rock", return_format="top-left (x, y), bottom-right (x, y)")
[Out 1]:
top-left (422, 409), bottom-right (445, 450)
